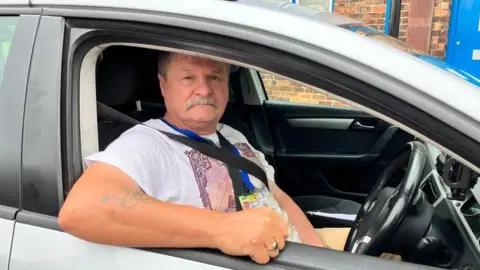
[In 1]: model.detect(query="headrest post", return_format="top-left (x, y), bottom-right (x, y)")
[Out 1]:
top-left (135, 100), bottom-right (142, 112)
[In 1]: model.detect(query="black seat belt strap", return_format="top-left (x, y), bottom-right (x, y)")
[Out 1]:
top-left (217, 131), bottom-right (252, 211)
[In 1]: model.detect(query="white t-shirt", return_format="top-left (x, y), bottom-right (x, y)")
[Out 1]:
top-left (85, 119), bottom-right (302, 243)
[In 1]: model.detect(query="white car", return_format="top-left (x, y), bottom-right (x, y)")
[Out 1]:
top-left (0, 0), bottom-right (479, 269)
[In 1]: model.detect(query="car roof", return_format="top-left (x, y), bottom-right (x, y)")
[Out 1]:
top-left (5, 0), bottom-right (480, 124)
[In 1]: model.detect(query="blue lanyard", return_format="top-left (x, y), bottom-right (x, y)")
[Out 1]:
top-left (160, 118), bottom-right (256, 192)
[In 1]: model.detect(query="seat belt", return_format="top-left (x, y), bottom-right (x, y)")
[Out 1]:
top-left (96, 102), bottom-right (269, 194)
top-left (217, 131), bottom-right (253, 211)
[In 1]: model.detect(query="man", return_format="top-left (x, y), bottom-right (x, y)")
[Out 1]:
top-left (58, 51), bottom-right (337, 265)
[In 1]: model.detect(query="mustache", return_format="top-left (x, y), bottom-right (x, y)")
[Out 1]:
top-left (184, 96), bottom-right (217, 110)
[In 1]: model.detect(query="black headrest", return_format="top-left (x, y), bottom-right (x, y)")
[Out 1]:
top-left (96, 46), bottom-right (160, 106)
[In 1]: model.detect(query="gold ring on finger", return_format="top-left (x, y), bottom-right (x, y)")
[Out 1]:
top-left (267, 241), bottom-right (278, 252)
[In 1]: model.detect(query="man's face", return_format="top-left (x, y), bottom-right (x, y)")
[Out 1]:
top-left (159, 54), bottom-right (229, 126)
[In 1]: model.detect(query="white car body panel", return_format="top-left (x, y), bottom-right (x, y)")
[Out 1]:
top-left (0, 219), bottom-right (14, 270)
top-left (0, 0), bottom-right (28, 5)
top-left (9, 223), bottom-right (230, 270)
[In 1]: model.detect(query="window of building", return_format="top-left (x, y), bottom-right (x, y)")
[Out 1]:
top-left (297, 0), bottom-right (334, 12)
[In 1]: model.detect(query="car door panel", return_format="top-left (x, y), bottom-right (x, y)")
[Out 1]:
top-left (264, 100), bottom-right (413, 202)
top-left (9, 212), bottom-right (233, 270)
top-left (0, 206), bottom-right (17, 270)
top-left (0, 219), bottom-right (14, 270)
top-left (9, 211), bottom-right (438, 270)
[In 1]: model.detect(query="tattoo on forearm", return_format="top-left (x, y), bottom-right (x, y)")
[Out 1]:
top-left (101, 187), bottom-right (157, 209)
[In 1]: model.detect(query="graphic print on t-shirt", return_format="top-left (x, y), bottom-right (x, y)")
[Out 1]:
top-left (235, 143), bottom-right (256, 158)
top-left (184, 141), bottom-right (263, 213)
top-left (184, 149), bottom-right (236, 212)
top-left (235, 143), bottom-right (266, 169)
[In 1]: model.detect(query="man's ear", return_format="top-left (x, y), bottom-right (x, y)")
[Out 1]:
top-left (158, 73), bottom-right (166, 96)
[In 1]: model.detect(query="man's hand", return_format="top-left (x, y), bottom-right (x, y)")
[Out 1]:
top-left (214, 207), bottom-right (289, 264)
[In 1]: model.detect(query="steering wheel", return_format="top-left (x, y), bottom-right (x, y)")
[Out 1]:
top-left (344, 141), bottom-right (427, 256)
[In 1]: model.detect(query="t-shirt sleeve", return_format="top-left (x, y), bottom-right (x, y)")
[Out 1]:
top-left (84, 126), bottom-right (166, 195)
top-left (221, 125), bottom-right (276, 184)
top-left (248, 143), bottom-right (276, 183)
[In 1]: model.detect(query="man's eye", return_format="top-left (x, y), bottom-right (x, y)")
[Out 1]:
top-left (211, 76), bottom-right (221, 81)
top-left (183, 76), bottom-right (193, 80)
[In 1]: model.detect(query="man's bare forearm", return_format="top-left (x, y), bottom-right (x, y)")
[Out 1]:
top-left (58, 164), bottom-right (226, 249)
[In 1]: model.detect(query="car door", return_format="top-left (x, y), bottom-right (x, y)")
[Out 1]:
top-left (6, 5), bottom-right (442, 270)
top-left (0, 10), bottom-right (38, 270)
top-left (256, 72), bottom-right (414, 203)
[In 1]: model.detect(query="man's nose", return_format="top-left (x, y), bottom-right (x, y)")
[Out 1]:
top-left (194, 77), bottom-right (213, 96)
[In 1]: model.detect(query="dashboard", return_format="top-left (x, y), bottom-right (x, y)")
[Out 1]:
top-left (418, 142), bottom-right (480, 269)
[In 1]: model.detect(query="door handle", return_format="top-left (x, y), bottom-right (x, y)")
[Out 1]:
top-left (352, 121), bottom-right (375, 130)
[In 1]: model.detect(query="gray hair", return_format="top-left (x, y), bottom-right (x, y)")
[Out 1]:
top-left (157, 51), bottom-right (231, 80)
top-left (157, 51), bottom-right (175, 79)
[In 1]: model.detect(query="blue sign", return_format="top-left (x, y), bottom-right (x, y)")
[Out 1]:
top-left (446, 0), bottom-right (480, 81)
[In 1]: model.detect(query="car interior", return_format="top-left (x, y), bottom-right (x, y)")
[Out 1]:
top-left (91, 45), bottom-right (480, 268)
top-left (95, 45), bottom-right (371, 226)
top-left (95, 45), bottom-right (415, 225)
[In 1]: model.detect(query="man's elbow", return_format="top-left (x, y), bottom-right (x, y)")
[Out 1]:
top-left (58, 201), bottom-right (83, 233)
top-left (58, 198), bottom-right (100, 237)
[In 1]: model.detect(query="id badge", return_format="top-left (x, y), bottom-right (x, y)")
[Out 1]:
top-left (238, 191), bottom-right (269, 210)
top-left (238, 192), bottom-right (258, 210)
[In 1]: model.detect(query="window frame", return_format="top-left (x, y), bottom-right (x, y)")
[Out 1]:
top-left (19, 15), bottom-right (65, 216)
top-left (0, 13), bottom-right (40, 209)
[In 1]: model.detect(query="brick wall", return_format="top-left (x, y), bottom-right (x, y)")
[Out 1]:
top-left (430, 0), bottom-right (451, 58)
top-left (260, 73), bottom-right (350, 107)
top-left (334, 0), bottom-right (387, 32)
top-left (333, 0), bottom-right (411, 41)
top-left (398, 0), bottom-right (410, 42)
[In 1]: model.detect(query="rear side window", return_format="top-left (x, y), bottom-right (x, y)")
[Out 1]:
top-left (0, 16), bottom-right (18, 85)
top-left (259, 72), bottom-right (351, 107)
